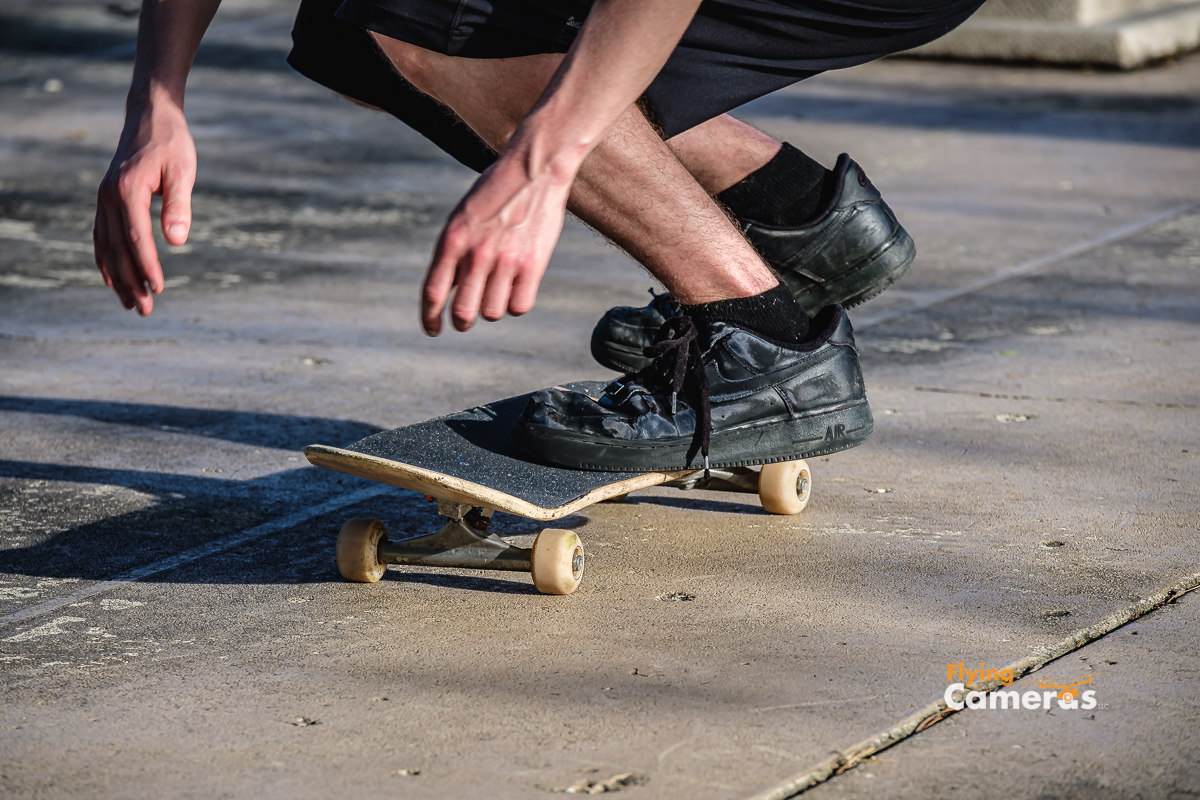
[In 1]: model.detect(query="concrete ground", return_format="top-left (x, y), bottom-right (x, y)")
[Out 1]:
top-left (1, 2), bottom-right (1198, 798)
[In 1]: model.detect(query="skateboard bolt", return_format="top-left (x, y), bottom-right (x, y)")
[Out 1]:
top-left (572, 553), bottom-right (584, 575)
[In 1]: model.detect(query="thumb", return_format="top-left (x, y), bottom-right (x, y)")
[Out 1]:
top-left (160, 161), bottom-right (194, 247)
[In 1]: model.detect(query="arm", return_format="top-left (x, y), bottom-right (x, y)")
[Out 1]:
top-left (422, 0), bottom-right (703, 335)
top-left (94, 0), bottom-right (223, 316)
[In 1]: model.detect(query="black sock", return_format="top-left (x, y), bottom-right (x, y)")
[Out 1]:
top-left (716, 143), bottom-right (834, 227)
top-left (684, 282), bottom-right (809, 344)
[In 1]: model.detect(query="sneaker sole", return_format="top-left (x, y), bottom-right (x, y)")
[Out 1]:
top-left (514, 397), bottom-right (873, 472)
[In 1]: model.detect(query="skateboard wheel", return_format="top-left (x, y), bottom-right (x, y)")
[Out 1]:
top-left (336, 518), bottom-right (388, 583)
top-left (530, 529), bottom-right (584, 595)
top-left (758, 460), bottom-right (812, 515)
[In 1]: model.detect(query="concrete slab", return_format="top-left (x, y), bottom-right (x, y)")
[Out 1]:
top-left (1, 3), bottom-right (1198, 798)
top-left (909, 0), bottom-right (1200, 68)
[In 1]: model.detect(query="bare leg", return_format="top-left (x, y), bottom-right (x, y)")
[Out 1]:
top-left (667, 115), bottom-right (782, 195)
top-left (339, 87), bottom-right (780, 199)
top-left (374, 37), bottom-right (778, 311)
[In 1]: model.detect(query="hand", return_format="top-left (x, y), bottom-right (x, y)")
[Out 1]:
top-left (422, 147), bottom-right (573, 335)
top-left (94, 102), bottom-right (196, 316)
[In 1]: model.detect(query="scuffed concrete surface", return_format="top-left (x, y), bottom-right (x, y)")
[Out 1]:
top-left (1, 2), bottom-right (1198, 798)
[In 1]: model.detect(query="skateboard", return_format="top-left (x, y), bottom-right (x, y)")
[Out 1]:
top-left (303, 382), bottom-right (813, 596)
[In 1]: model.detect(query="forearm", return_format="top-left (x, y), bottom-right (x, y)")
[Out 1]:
top-left (127, 0), bottom-right (224, 113)
top-left (512, 0), bottom-right (702, 179)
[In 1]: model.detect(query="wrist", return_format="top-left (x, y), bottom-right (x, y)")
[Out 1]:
top-left (126, 79), bottom-right (186, 119)
top-left (115, 89), bottom-right (190, 160)
top-left (508, 111), bottom-right (592, 187)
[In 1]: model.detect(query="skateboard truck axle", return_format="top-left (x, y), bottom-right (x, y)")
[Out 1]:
top-left (375, 499), bottom-right (532, 572)
top-left (666, 466), bottom-right (762, 494)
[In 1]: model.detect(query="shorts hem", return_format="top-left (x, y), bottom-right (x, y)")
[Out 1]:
top-left (336, 0), bottom-right (454, 55)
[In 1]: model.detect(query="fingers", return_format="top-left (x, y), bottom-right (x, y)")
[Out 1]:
top-left (92, 208), bottom-right (114, 289)
top-left (114, 185), bottom-right (156, 314)
top-left (160, 159), bottom-right (194, 248)
top-left (479, 257), bottom-right (517, 323)
top-left (507, 259), bottom-right (540, 317)
top-left (450, 246), bottom-right (501, 332)
top-left (100, 196), bottom-right (152, 314)
top-left (94, 200), bottom-right (136, 309)
top-left (422, 227), bottom-right (465, 336)
top-left (423, 235), bottom-right (550, 335)
top-left (94, 168), bottom-right (162, 315)
top-left (424, 238), bottom-right (527, 334)
top-left (120, 178), bottom-right (164, 300)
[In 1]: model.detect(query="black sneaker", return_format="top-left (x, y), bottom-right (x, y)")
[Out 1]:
top-left (588, 289), bottom-right (680, 375)
top-left (589, 154), bottom-right (915, 373)
top-left (516, 305), bottom-right (872, 472)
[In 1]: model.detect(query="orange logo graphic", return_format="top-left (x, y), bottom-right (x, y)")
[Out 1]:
top-left (1037, 674), bottom-right (1099, 703)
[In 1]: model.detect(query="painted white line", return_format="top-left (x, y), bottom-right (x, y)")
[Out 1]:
top-left (855, 203), bottom-right (1196, 329)
top-left (0, 484), bottom-right (391, 630)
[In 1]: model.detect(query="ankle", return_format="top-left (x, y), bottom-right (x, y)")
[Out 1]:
top-left (716, 143), bottom-right (834, 227)
top-left (668, 115), bottom-right (783, 194)
top-left (682, 282), bottom-right (809, 344)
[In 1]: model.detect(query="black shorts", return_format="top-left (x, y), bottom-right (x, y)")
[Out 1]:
top-left (288, 0), bottom-right (498, 173)
top-left (288, 0), bottom-right (983, 169)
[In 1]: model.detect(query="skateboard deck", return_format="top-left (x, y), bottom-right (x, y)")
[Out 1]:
top-left (303, 384), bottom-right (692, 521)
top-left (304, 383), bottom-right (812, 594)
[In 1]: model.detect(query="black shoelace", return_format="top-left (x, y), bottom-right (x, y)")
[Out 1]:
top-left (627, 314), bottom-right (712, 474)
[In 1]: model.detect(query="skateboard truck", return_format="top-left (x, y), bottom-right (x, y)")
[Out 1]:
top-left (328, 460), bottom-right (813, 596)
top-left (667, 466), bottom-right (766, 494)
top-left (605, 463), bottom-right (811, 513)
top-left (335, 499), bottom-right (586, 595)
top-left (378, 500), bottom-right (532, 572)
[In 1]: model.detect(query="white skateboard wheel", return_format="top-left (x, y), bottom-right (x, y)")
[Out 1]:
top-left (758, 460), bottom-right (812, 515)
top-left (530, 529), bottom-right (584, 595)
top-left (336, 518), bottom-right (388, 582)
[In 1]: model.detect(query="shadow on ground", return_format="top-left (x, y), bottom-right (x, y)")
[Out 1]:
top-left (0, 398), bottom-right (601, 591)
top-left (0, 396), bottom-right (382, 451)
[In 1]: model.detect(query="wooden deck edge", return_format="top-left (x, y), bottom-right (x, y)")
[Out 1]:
top-left (303, 444), bottom-right (691, 521)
